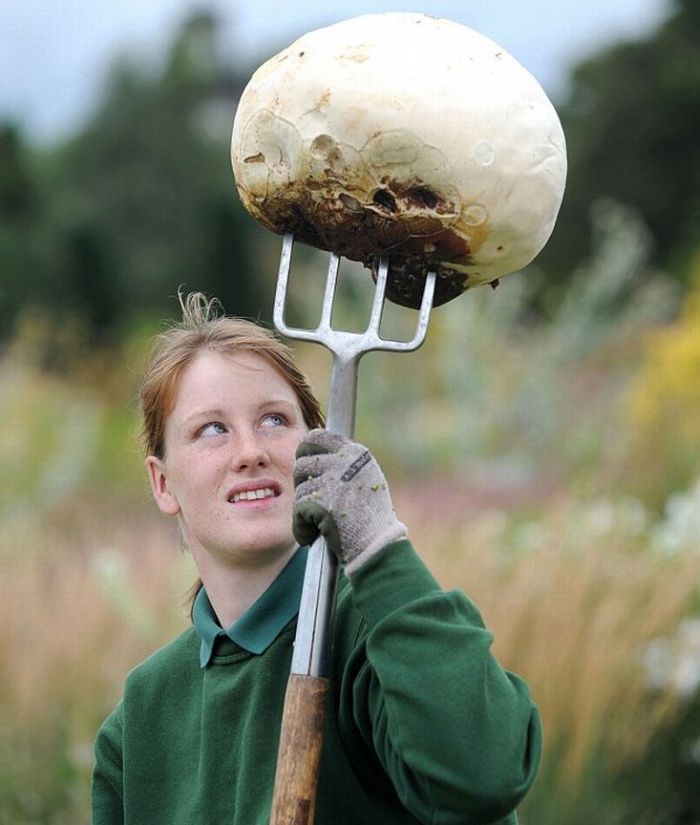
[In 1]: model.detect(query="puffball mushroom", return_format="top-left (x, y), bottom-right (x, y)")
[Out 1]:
top-left (231, 13), bottom-right (567, 308)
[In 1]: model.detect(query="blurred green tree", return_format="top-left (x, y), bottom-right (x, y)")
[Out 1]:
top-left (0, 124), bottom-right (48, 342)
top-left (54, 11), bottom-right (265, 328)
top-left (0, 124), bottom-right (36, 221)
top-left (539, 0), bottom-right (700, 294)
top-left (0, 11), bottom-right (270, 357)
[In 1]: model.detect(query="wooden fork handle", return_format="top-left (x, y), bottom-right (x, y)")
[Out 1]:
top-left (269, 674), bottom-right (330, 825)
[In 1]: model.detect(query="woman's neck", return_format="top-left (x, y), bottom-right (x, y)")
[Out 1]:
top-left (192, 544), bottom-right (298, 629)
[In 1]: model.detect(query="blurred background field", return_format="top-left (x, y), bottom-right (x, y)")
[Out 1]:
top-left (2, 0), bottom-right (700, 822)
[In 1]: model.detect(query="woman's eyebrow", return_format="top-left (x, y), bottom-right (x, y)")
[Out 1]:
top-left (182, 408), bottom-right (226, 425)
top-left (259, 398), bottom-right (298, 409)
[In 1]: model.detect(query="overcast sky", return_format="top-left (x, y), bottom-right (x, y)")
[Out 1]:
top-left (2, 0), bottom-right (672, 142)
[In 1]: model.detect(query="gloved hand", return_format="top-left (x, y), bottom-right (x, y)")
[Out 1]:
top-left (293, 429), bottom-right (407, 575)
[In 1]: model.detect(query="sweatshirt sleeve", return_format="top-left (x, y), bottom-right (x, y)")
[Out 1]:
top-left (340, 540), bottom-right (542, 825)
top-left (92, 702), bottom-right (125, 825)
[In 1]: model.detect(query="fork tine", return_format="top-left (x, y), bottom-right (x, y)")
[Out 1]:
top-left (272, 234), bottom-right (295, 335)
top-left (319, 253), bottom-right (341, 329)
top-left (375, 269), bottom-right (436, 352)
top-left (367, 256), bottom-right (389, 333)
top-left (410, 269), bottom-right (437, 348)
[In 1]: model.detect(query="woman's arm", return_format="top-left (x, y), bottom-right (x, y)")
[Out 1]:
top-left (342, 540), bottom-right (541, 824)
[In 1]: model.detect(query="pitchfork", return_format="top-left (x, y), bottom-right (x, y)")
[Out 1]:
top-left (269, 233), bottom-right (436, 825)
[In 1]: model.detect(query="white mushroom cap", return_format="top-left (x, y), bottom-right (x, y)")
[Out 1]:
top-left (231, 13), bottom-right (567, 307)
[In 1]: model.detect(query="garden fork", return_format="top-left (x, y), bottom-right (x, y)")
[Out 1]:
top-left (269, 233), bottom-right (436, 825)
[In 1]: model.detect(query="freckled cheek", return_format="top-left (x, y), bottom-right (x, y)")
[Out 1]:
top-left (172, 460), bottom-right (224, 501)
top-left (271, 443), bottom-right (300, 484)
top-left (275, 451), bottom-right (295, 476)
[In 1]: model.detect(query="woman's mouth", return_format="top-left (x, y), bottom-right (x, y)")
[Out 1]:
top-left (229, 486), bottom-right (278, 504)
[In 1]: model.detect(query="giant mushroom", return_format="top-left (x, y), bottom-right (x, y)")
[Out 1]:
top-left (231, 13), bottom-right (567, 308)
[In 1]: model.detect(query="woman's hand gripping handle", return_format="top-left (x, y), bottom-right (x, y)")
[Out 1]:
top-left (293, 429), bottom-right (407, 576)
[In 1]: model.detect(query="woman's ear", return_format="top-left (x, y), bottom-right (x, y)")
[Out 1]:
top-left (146, 456), bottom-right (181, 516)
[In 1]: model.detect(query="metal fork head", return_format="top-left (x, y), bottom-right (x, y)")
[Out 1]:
top-left (273, 233), bottom-right (436, 438)
top-left (273, 233), bottom-right (436, 360)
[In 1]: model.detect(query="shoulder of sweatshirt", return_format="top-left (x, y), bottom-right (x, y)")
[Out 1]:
top-left (123, 626), bottom-right (200, 694)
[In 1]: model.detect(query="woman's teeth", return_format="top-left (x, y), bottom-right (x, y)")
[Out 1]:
top-left (231, 487), bottom-right (275, 503)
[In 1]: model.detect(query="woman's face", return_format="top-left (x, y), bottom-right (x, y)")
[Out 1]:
top-left (146, 349), bottom-right (308, 569)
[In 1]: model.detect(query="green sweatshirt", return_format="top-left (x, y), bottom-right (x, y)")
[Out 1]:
top-left (92, 541), bottom-right (541, 824)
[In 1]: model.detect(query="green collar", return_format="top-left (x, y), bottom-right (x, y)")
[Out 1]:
top-left (193, 546), bottom-right (308, 668)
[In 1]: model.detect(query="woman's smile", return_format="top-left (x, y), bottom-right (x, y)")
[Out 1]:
top-left (227, 479), bottom-right (281, 506)
top-left (228, 485), bottom-right (279, 505)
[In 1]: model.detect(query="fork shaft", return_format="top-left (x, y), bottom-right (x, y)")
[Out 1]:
top-left (290, 350), bottom-right (359, 677)
top-left (326, 354), bottom-right (360, 437)
top-left (290, 536), bottom-right (338, 677)
top-left (278, 348), bottom-right (363, 825)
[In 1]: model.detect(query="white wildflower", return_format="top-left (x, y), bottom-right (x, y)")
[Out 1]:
top-left (642, 618), bottom-right (700, 699)
top-left (651, 479), bottom-right (700, 556)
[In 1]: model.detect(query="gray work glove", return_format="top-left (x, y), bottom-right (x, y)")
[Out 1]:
top-left (293, 429), bottom-right (407, 576)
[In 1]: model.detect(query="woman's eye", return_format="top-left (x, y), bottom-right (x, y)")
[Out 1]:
top-left (261, 413), bottom-right (286, 428)
top-left (200, 422), bottom-right (227, 437)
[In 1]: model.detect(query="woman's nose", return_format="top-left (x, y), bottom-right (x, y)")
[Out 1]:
top-left (232, 431), bottom-right (269, 470)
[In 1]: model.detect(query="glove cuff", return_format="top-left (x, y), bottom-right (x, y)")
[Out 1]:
top-left (344, 520), bottom-right (408, 577)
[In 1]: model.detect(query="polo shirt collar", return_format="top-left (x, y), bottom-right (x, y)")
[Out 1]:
top-left (193, 546), bottom-right (308, 668)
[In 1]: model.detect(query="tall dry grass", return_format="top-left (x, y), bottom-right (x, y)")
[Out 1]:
top-left (0, 505), bottom-right (194, 824)
top-left (403, 494), bottom-right (700, 823)
top-left (414, 510), bottom-right (695, 767)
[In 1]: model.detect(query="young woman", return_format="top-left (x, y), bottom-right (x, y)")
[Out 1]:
top-left (92, 292), bottom-right (542, 825)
